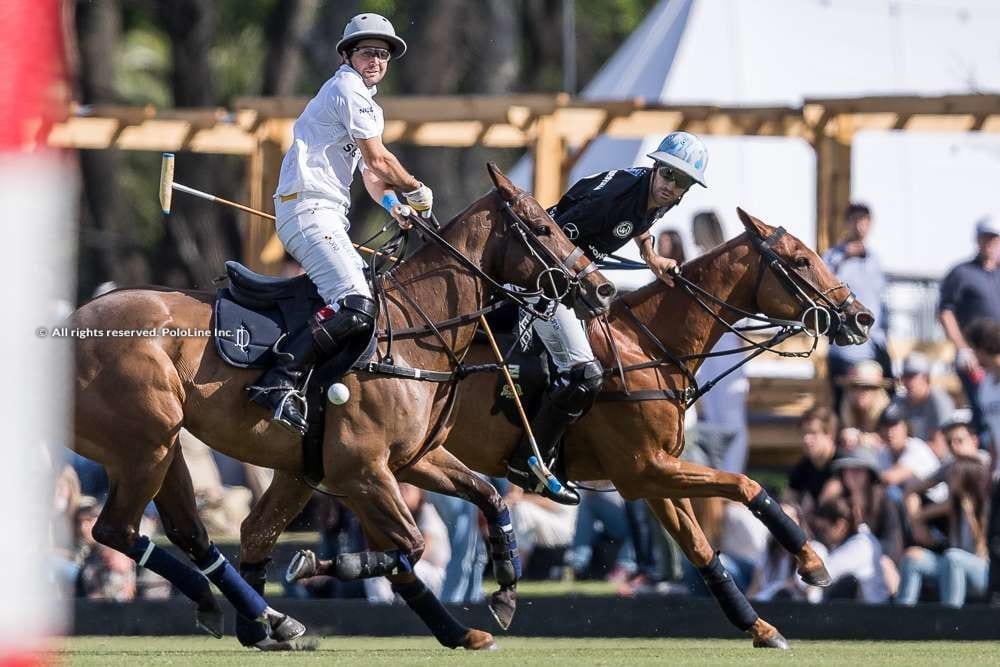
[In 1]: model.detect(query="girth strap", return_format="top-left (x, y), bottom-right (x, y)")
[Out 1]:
top-left (597, 388), bottom-right (683, 403)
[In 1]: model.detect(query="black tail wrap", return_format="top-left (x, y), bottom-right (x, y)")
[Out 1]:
top-left (748, 489), bottom-right (807, 554)
top-left (698, 553), bottom-right (758, 631)
top-left (391, 578), bottom-right (468, 648)
top-left (236, 559), bottom-right (270, 647)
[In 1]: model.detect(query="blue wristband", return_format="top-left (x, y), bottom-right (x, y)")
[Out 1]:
top-left (381, 193), bottom-right (400, 212)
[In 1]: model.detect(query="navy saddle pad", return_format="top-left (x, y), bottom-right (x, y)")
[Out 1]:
top-left (213, 261), bottom-right (322, 369)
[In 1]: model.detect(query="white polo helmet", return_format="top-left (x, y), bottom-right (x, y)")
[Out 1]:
top-left (646, 131), bottom-right (709, 187)
top-left (336, 13), bottom-right (407, 59)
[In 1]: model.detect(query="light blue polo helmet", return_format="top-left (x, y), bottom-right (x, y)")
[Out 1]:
top-left (646, 131), bottom-right (708, 187)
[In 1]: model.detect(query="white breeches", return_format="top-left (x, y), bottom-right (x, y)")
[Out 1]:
top-left (274, 195), bottom-right (371, 307)
top-left (530, 301), bottom-right (594, 373)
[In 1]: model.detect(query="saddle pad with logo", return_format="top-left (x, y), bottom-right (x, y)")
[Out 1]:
top-left (487, 308), bottom-right (551, 425)
top-left (213, 288), bottom-right (290, 368)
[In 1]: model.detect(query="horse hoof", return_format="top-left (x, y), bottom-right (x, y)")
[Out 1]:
top-left (796, 545), bottom-right (832, 587)
top-left (753, 632), bottom-right (790, 650)
top-left (266, 609), bottom-right (307, 642)
top-left (195, 607), bottom-right (224, 639)
top-left (488, 586), bottom-right (517, 630)
top-left (286, 549), bottom-right (318, 582)
top-left (462, 629), bottom-right (496, 651)
top-left (256, 637), bottom-right (320, 652)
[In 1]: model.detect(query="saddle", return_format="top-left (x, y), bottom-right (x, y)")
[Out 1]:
top-left (484, 304), bottom-right (551, 427)
top-left (213, 261), bottom-right (323, 369)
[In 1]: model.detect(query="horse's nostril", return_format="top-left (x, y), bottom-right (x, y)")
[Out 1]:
top-left (855, 312), bottom-right (875, 329)
top-left (597, 282), bottom-right (616, 300)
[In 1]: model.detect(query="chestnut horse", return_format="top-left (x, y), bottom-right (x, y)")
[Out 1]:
top-left (240, 209), bottom-right (874, 649)
top-left (71, 164), bottom-right (612, 650)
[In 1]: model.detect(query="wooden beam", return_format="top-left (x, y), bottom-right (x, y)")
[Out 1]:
top-left (533, 114), bottom-right (565, 208)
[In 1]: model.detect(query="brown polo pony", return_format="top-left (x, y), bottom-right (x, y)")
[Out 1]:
top-left (239, 209), bottom-right (874, 649)
top-left (71, 164), bottom-right (612, 649)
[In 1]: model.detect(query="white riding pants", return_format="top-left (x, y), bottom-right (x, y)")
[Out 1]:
top-left (530, 301), bottom-right (594, 373)
top-left (274, 194), bottom-right (371, 307)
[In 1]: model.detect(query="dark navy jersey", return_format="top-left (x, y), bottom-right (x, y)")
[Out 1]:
top-left (547, 167), bottom-right (658, 260)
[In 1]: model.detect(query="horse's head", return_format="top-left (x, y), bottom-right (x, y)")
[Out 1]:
top-left (486, 162), bottom-right (615, 319)
top-left (737, 208), bottom-right (873, 347)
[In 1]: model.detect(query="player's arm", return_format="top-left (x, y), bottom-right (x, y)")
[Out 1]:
top-left (357, 136), bottom-right (432, 214)
top-left (361, 165), bottom-right (412, 229)
top-left (635, 232), bottom-right (677, 286)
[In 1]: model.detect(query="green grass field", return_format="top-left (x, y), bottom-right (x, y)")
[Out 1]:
top-left (56, 637), bottom-right (1000, 666)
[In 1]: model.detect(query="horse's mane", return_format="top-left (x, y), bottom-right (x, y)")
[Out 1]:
top-left (619, 231), bottom-right (751, 309)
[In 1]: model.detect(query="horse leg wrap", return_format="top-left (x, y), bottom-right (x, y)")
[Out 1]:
top-left (195, 544), bottom-right (268, 620)
top-left (335, 549), bottom-right (412, 580)
top-left (748, 489), bottom-right (806, 554)
top-left (392, 578), bottom-right (468, 648)
top-left (236, 560), bottom-right (270, 647)
top-left (488, 508), bottom-right (522, 586)
top-left (128, 536), bottom-right (211, 603)
top-left (698, 553), bottom-right (758, 632)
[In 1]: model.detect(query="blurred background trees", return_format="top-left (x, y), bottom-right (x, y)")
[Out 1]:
top-left (71, 0), bottom-right (657, 299)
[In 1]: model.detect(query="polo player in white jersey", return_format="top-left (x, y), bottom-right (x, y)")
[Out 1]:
top-left (248, 13), bottom-right (433, 435)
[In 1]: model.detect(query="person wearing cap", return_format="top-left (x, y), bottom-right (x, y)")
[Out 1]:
top-left (248, 13), bottom-right (432, 435)
top-left (837, 360), bottom-right (892, 448)
top-left (889, 352), bottom-right (954, 442)
top-left (822, 203), bottom-right (892, 415)
top-left (505, 131), bottom-right (710, 503)
top-left (938, 215), bottom-right (1000, 441)
top-left (875, 404), bottom-right (945, 504)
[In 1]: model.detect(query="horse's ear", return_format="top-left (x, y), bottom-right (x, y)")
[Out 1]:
top-left (737, 207), bottom-right (771, 239)
top-left (487, 162), bottom-right (519, 201)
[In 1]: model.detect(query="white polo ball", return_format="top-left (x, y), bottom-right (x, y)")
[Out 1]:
top-left (327, 382), bottom-right (350, 405)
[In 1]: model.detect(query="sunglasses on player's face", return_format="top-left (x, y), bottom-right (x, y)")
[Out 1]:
top-left (352, 47), bottom-right (391, 62)
top-left (656, 165), bottom-right (696, 190)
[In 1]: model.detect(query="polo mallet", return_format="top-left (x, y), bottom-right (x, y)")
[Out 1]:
top-left (158, 153), bottom-right (399, 262)
top-left (477, 314), bottom-right (572, 497)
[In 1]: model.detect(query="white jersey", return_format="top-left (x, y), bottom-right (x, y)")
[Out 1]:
top-left (276, 64), bottom-right (384, 207)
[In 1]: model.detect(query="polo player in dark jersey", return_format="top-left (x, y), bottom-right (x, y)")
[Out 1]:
top-left (506, 131), bottom-right (710, 504)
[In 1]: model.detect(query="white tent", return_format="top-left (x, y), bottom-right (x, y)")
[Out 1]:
top-left (516, 0), bottom-right (1000, 290)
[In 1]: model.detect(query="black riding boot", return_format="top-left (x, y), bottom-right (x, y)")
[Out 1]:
top-left (506, 359), bottom-right (604, 506)
top-left (248, 294), bottom-right (376, 437)
top-left (247, 326), bottom-right (315, 436)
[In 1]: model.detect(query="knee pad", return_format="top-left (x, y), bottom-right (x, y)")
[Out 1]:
top-left (550, 359), bottom-right (604, 412)
top-left (310, 294), bottom-right (376, 357)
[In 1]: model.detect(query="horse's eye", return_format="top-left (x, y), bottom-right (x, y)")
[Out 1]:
top-left (534, 224), bottom-right (550, 236)
top-left (793, 256), bottom-right (810, 268)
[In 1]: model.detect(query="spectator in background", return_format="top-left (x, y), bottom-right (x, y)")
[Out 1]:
top-left (811, 497), bottom-right (890, 604)
top-left (824, 449), bottom-right (903, 594)
top-left (823, 203), bottom-right (892, 414)
top-left (785, 406), bottom-right (840, 514)
top-left (425, 490), bottom-right (487, 604)
top-left (891, 352), bottom-right (954, 442)
top-left (656, 229), bottom-right (686, 264)
top-left (691, 211), bottom-right (750, 474)
top-left (876, 404), bottom-right (945, 503)
top-left (938, 216), bottom-right (1000, 442)
top-left (838, 360), bottom-right (892, 450)
top-left (896, 456), bottom-right (991, 607)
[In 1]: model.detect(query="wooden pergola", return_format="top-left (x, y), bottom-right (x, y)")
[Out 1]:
top-left (47, 93), bottom-right (1000, 273)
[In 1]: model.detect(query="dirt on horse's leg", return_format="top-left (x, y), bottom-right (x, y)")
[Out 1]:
top-left (644, 497), bottom-right (789, 650)
top-left (235, 469), bottom-right (314, 648)
top-left (153, 452), bottom-right (306, 648)
top-left (399, 448), bottom-right (520, 630)
top-left (638, 456), bottom-right (830, 587)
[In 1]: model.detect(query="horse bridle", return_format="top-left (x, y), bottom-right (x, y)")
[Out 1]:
top-left (400, 190), bottom-right (598, 319)
top-left (751, 226), bottom-right (857, 340)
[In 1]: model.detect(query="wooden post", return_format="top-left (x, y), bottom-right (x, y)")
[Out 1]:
top-left (532, 113), bottom-right (566, 208)
top-left (244, 119), bottom-right (284, 273)
top-left (814, 114), bottom-right (853, 254)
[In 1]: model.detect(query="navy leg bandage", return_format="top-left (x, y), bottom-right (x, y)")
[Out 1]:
top-left (195, 544), bottom-right (267, 620)
top-left (748, 489), bottom-right (806, 554)
top-left (392, 578), bottom-right (468, 648)
top-left (699, 553), bottom-right (758, 631)
top-left (236, 560), bottom-right (270, 646)
top-left (488, 508), bottom-right (522, 586)
top-left (128, 535), bottom-right (210, 603)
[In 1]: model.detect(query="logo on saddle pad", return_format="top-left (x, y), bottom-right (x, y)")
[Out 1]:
top-left (614, 221), bottom-right (634, 238)
top-left (234, 325), bottom-right (251, 353)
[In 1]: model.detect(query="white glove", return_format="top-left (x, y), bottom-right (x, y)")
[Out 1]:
top-left (403, 182), bottom-right (433, 213)
top-left (957, 347), bottom-right (980, 373)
